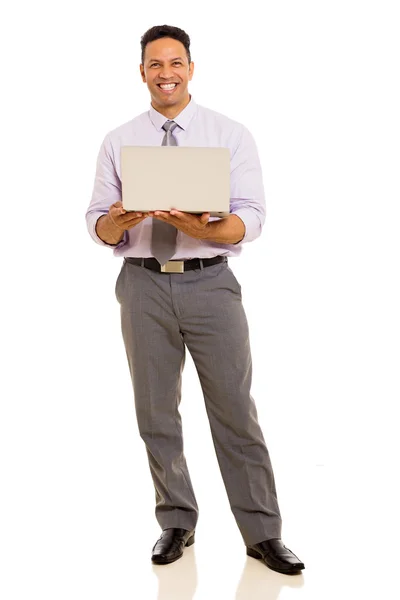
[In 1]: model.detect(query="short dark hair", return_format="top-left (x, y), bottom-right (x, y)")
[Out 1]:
top-left (140, 25), bottom-right (191, 65)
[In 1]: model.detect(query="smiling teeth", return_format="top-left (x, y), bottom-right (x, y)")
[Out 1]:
top-left (160, 84), bottom-right (176, 89)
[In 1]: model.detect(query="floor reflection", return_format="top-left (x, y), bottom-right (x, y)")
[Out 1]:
top-left (151, 545), bottom-right (304, 600)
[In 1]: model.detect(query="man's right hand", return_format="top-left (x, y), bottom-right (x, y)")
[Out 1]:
top-left (96, 201), bottom-right (149, 245)
top-left (108, 201), bottom-right (149, 230)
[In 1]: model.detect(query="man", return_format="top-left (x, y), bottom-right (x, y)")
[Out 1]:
top-left (86, 24), bottom-right (305, 575)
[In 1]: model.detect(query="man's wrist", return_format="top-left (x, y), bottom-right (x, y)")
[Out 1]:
top-left (202, 215), bottom-right (245, 244)
top-left (107, 214), bottom-right (125, 243)
top-left (96, 214), bottom-right (125, 245)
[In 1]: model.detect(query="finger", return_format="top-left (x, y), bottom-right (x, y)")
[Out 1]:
top-left (123, 214), bottom-right (149, 225)
top-left (110, 205), bottom-right (125, 217)
top-left (169, 209), bottom-right (184, 217)
top-left (124, 212), bottom-right (148, 220)
top-left (200, 212), bottom-right (210, 223)
top-left (111, 212), bottom-right (146, 227)
top-left (124, 211), bottom-right (142, 217)
top-left (119, 210), bottom-right (144, 220)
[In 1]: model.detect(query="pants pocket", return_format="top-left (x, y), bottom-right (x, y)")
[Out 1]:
top-left (115, 260), bottom-right (126, 303)
top-left (225, 264), bottom-right (242, 296)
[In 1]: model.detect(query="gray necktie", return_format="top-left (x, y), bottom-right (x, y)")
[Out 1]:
top-left (151, 120), bottom-right (180, 266)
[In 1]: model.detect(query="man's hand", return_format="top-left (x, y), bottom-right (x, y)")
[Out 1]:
top-left (148, 209), bottom-right (211, 239)
top-left (108, 201), bottom-right (149, 230)
top-left (95, 201), bottom-right (150, 245)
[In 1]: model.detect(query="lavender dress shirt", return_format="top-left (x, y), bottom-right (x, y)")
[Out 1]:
top-left (85, 96), bottom-right (266, 259)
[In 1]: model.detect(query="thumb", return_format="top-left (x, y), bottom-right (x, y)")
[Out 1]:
top-left (200, 212), bottom-right (210, 224)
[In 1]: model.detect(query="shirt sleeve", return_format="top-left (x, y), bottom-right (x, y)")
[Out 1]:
top-left (229, 125), bottom-right (266, 244)
top-left (85, 134), bottom-right (128, 248)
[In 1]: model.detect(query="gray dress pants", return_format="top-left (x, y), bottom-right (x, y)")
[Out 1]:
top-left (115, 257), bottom-right (282, 546)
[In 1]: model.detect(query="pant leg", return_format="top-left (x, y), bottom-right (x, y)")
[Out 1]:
top-left (176, 260), bottom-right (282, 546)
top-left (116, 260), bottom-right (199, 531)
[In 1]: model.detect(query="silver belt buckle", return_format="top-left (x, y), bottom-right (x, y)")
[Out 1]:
top-left (161, 260), bottom-right (184, 273)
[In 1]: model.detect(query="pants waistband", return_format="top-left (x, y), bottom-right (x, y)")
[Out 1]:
top-left (124, 255), bottom-right (227, 273)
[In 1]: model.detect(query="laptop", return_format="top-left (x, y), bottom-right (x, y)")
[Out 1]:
top-left (121, 146), bottom-right (231, 217)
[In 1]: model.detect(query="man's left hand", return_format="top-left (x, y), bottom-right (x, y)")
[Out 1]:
top-left (148, 210), bottom-right (210, 239)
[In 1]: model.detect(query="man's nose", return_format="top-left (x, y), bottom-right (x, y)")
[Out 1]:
top-left (159, 68), bottom-right (174, 79)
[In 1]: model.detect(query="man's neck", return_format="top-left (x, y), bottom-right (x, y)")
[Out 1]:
top-left (152, 94), bottom-right (191, 120)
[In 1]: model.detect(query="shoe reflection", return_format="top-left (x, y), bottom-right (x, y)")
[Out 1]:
top-left (236, 556), bottom-right (305, 600)
top-left (151, 544), bottom-right (304, 600)
top-left (152, 545), bottom-right (198, 600)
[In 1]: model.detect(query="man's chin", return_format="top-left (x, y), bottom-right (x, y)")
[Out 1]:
top-left (152, 93), bottom-right (180, 106)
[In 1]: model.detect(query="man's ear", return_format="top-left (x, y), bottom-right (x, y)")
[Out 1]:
top-left (140, 64), bottom-right (146, 82)
top-left (189, 61), bottom-right (195, 81)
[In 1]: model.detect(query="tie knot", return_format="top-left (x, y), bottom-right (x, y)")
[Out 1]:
top-left (162, 120), bottom-right (178, 133)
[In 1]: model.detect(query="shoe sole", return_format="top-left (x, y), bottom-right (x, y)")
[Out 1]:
top-left (246, 547), bottom-right (305, 574)
top-left (151, 533), bottom-right (195, 565)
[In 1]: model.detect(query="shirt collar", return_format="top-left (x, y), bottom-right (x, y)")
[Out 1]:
top-left (149, 95), bottom-right (197, 132)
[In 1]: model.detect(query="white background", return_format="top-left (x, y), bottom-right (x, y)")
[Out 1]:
top-left (1, 1), bottom-right (399, 598)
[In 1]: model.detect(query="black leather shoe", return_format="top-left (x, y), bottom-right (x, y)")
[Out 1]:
top-left (246, 538), bottom-right (305, 574)
top-left (151, 528), bottom-right (195, 565)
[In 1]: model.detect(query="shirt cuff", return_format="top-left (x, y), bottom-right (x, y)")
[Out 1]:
top-left (230, 208), bottom-right (262, 244)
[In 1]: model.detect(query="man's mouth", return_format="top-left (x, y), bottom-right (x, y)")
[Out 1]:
top-left (157, 83), bottom-right (178, 93)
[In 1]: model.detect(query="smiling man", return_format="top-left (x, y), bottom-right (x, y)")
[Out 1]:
top-left (141, 38), bottom-right (194, 114)
top-left (86, 24), bottom-right (305, 575)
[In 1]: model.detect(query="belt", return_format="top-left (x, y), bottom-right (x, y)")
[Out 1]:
top-left (125, 255), bottom-right (227, 273)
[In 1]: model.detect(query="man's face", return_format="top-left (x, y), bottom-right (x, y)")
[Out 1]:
top-left (140, 37), bottom-right (194, 112)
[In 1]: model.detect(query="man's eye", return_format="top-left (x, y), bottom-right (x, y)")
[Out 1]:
top-left (150, 62), bottom-right (182, 67)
